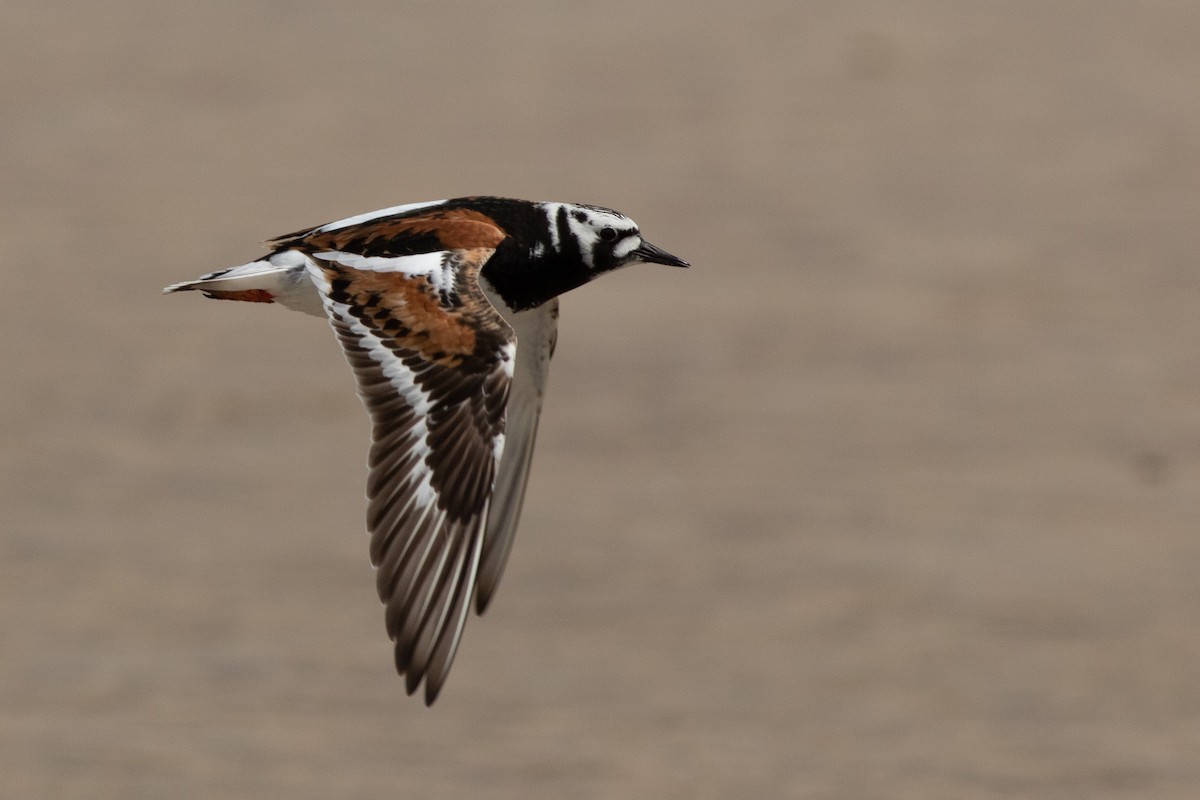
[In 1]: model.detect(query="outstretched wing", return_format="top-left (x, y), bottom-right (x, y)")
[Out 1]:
top-left (474, 299), bottom-right (559, 613)
top-left (292, 208), bottom-right (516, 704)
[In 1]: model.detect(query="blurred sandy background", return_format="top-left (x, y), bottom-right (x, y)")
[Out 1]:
top-left (4, 2), bottom-right (1200, 797)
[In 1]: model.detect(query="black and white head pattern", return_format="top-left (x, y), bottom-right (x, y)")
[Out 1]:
top-left (542, 202), bottom-right (646, 272)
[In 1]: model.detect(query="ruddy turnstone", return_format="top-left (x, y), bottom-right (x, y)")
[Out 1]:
top-left (165, 196), bottom-right (688, 704)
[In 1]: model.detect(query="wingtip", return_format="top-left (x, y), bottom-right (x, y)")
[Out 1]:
top-left (423, 661), bottom-right (450, 705)
top-left (473, 590), bottom-right (494, 616)
top-left (403, 661), bottom-right (422, 697)
top-left (400, 667), bottom-right (442, 707)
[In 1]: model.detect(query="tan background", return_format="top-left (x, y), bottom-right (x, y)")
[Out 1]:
top-left (4, 2), bottom-right (1200, 797)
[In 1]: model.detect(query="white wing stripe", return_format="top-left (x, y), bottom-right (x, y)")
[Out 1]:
top-left (315, 199), bottom-right (447, 233)
top-left (313, 250), bottom-right (446, 275)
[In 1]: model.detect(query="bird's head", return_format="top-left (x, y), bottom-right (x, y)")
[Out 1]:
top-left (552, 203), bottom-right (689, 276)
top-left (478, 198), bottom-right (689, 312)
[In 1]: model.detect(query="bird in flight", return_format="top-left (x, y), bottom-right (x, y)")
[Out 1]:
top-left (165, 196), bottom-right (688, 704)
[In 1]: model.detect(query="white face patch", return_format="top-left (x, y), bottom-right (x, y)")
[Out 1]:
top-left (542, 203), bottom-right (564, 252)
top-left (612, 235), bottom-right (641, 261)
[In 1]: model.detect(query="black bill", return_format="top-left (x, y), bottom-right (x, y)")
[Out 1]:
top-left (633, 240), bottom-right (690, 268)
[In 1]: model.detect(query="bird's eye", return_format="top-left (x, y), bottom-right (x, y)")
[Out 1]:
top-left (599, 227), bottom-right (618, 242)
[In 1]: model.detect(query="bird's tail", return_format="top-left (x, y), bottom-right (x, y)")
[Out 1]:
top-left (163, 250), bottom-right (324, 316)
